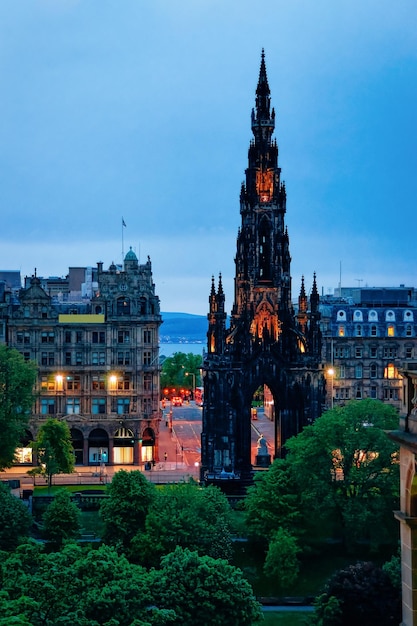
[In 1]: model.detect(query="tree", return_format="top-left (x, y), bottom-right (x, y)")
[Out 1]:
top-left (151, 546), bottom-right (262, 626)
top-left (29, 418), bottom-right (75, 489)
top-left (310, 561), bottom-right (401, 626)
top-left (0, 344), bottom-right (37, 469)
top-left (0, 482), bottom-right (32, 551)
top-left (284, 399), bottom-right (400, 549)
top-left (42, 489), bottom-right (81, 547)
top-left (100, 470), bottom-right (156, 552)
top-left (0, 541), bottom-right (172, 626)
top-left (244, 457), bottom-right (302, 542)
top-left (131, 482), bottom-right (233, 566)
top-left (263, 527), bottom-right (301, 589)
top-left (160, 352), bottom-right (202, 396)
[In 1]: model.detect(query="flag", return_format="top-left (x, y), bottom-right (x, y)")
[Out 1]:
top-left (122, 218), bottom-right (126, 227)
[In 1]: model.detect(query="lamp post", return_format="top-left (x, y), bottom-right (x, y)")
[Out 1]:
top-left (327, 368), bottom-right (334, 409)
top-left (185, 372), bottom-right (195, 401)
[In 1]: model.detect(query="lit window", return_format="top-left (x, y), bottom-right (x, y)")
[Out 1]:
top-left (338, 326), bottom-right (345, 337)
top-left (387, 325), bottom-right (395, 337)
top-left (67, 375), bottom-right (80, 391)
top-left (384, 363), bottom-right (397, 379)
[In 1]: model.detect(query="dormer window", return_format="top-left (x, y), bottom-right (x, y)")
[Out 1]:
top-left (337, 310), bottom-right (347, 321)
top-left (353, 310), bottom-right (363, 322)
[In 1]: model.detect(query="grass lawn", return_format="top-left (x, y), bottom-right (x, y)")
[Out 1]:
top-left (233, 539), bottom-right (390, 598)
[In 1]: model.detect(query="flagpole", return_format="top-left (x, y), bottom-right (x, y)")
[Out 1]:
top-left (122, 218), bottom-right (125, 261)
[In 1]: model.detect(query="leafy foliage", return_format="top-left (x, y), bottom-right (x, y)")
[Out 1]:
top-left (310, 561), bottom-right (401, 626)
top-left (160, 352), bottom-right (202, 394)
top-left (100, 470), bottom-right (156, 552)
top-left (42, 489), bottom-right (81, 547)
top-left (0, 344), bottom-right (37, 469)
top-left (263, 527), bottom-right (301, 589)
top-left (151, 546), bottom-right (262, 626)
top-left (283, 399), bottom-right (399, 549)
top-left (0, 541), bottom-right (169, 626)
top-left (0, 540), bottom-right (261, 626)
top-left (245, 458), bottom-right (302, 542)
top-left (29, 418), bottom-right (75, 488)
top-left (132, 482), bottom-right (233, 566)
top-left (0, 482), bottom-right (32, 551)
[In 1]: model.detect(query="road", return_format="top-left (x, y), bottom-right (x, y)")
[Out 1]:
top-left (169, 402), bottom-right (276, 467)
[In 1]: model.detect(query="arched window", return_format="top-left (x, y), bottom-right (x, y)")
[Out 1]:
top-left (387, 324), bottom-right (395, 337)
top-left (384, 363), bottom-right (398, 379)
top-left (370, 363), bottom-right (378, 379)
top-left (338, 325), bottom-right (345, 337)
top-left (117, 297), bottom-right (130, 315)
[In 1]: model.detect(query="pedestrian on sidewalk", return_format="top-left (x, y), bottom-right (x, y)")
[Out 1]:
top-left (164, 452), bottom-right (168, 462)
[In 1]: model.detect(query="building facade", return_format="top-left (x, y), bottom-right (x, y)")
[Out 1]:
top-left (200, 51), bottom-right (324, 492)
top-left (0, 249), bottom-right (162, 468)
top-left (320, 287), bottom-right (417, 413)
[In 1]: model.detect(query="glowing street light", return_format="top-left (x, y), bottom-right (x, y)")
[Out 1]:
top-left (185, 372), bottom-right (196, 400)
top-left (327, 368), bottom-right (334, 409)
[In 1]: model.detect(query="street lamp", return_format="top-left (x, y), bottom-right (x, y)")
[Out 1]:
top-left (185, 372), bottom-right (195, 400)
top-left (327, 368), bottom-right (334, 409)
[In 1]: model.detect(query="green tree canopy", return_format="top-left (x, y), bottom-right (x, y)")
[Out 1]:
top-left (285, 399), bottom-right (400, 548)
top-left (263, 527), bottom-right (301, 589)
top-left (244, 457), bottom-right (302, 542)
top-left (0, 541), bottom-right (171, 626)
top-left (29, 418), bottom-right (75, 489)
top-left (310, 561), bottom-right (401, 626)
top-left (100, 470), bottom-right (156, 552)
top-left (0, 344), bottom-right (37, 469)
top-left (151, 546), bottom-right (262, 626)
top-left (160, 352), bottom-right (202, 395)
top-left (131, 482), bottom-right (233, 566)
top-left (0, 482), bottom-right (32, 551)
top-left (244, 399), bottom-right (399, 550)
top-left (42, 489), bottom-right (81, 547)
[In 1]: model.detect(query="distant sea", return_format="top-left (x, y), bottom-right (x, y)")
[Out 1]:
top-left (159, 343), bottom-right (205, 358)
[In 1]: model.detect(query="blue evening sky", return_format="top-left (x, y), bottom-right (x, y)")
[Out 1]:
top-left (0, 1), bottom-right (416, 315)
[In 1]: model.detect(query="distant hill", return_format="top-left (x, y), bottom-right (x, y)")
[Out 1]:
top-left (160, 312), bottom-right (207, 343)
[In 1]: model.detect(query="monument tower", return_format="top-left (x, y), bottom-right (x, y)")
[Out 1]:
top-left (200, 51), bottom-right (324, 492)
